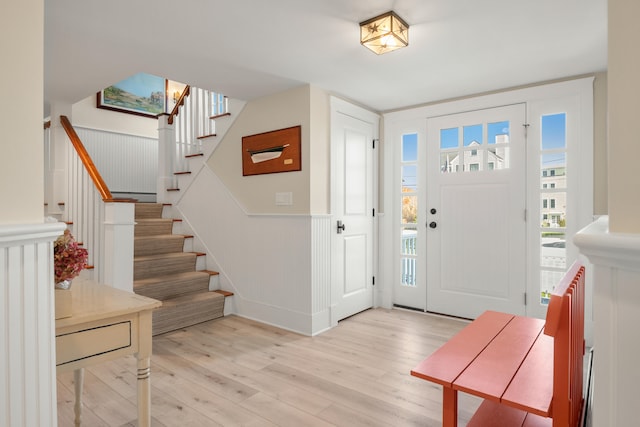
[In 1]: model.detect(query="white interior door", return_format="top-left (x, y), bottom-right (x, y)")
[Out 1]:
top-left (426, 104), bottom-right (526, 319)
top-left (331, 103), bottom-right (376, 322)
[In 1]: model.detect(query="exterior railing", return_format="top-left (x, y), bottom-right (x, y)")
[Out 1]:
top-left (401, 231), bottom-right (417, 286)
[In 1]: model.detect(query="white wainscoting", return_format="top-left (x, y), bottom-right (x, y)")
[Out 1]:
top-left (575, 216), bottom-right (640, 427)
top-left (0, 221), bottom-right (66, 427)
top-left (177, 166), bottom-right (332, 335)
top-left (76, 127), bottom-right (158, 197)
top-left (311, 215), bottom-right (332, 334)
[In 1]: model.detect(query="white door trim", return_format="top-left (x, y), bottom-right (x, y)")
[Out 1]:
top-left (383, 77), bottom-right (594, 321)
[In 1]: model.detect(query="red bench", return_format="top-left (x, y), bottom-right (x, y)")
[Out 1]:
top-left (411, 261), bottom-right (586, 427)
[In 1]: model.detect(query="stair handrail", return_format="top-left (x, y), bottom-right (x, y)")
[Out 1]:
top-left (168, 85), bottom-right (191, 125)
top-left (60, 115), bottom-right (114, 201)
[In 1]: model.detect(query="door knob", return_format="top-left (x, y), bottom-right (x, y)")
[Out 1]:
top-left (337, 220), bottom-right (346, 234)
top-left (429, 221), bottom-right (437, 229)
top-left (430, 208), bottom-right (437, 215)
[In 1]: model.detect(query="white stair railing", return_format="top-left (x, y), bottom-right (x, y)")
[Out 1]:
top-left (58, 116), bottom-right (135, 291)
top-left (158, 86), bottom-right (228, 191)
top-left (171, 87), bottom-right (227, 176)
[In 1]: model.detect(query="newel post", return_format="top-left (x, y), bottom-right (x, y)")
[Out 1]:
top-left (102, 201), bottom-right (135, 292)
top-left (157, 114), bottom-right (175, 204)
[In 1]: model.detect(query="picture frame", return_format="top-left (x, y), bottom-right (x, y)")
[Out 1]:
top-left (242, 126), bottom-right (302, 176)
top-left (97, 73), bottom-right (166, 118)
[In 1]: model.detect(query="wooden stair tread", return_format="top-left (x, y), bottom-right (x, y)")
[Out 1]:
top-left (210, 112), bottom-right (231, 120)
top-left (135, 218), bottom-right (173, 224)
top-left (134, 252), bottom-right (197, 262)
top-left (202, 269), bottom-right (219, 276)
top-left (134, 203), bottom-right (164, 219)
top-left (213, 290), bottom-right (234, 297)
top-left (134, 234), bottom-right (185, 242)
top-left (134, 271), bottom-right (212, 300)
top-left (158, 290), bottom-right (224, 305)
top-left (134, 270), bottom-right (211, 285)
top-left (197, 133), bottom-right (217, 140)
top-left (152, 291), bottom-right (225, 336)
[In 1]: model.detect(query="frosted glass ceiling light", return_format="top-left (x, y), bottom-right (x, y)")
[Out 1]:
top-left (360, 11), bottom-right (409, 55)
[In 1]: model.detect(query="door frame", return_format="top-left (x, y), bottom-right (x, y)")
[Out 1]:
top-left (382, 77), bottom-right (594, 321)
top-left (329, 97), bottom-right (380, 325)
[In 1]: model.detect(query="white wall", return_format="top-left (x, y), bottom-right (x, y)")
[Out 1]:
top-left (208, 85), bottom-right (312, 214)
top-left (179, 85), bottom-right (335, 335)
top-left (72, 94), bottom-right (158, 139)
top-left (608, 0), bottom-right (640, 232)
top-left (1, 0), bottom-right (44, 224)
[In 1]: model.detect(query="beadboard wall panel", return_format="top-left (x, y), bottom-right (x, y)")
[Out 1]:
top-left (311, 215), bottom-right (332, 334)
top-left (1, 222), bottom-right (66, 427)
top-left (76, 127), bottom-right (157, 195)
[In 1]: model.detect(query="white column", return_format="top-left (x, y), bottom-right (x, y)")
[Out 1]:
top-left (157, 115), bottom-right (175, 204)
top-left (48, 103), bottom-right (73, 220)
top-left (574, 216), bottom-right (640, 427)
top-left (101, 202), bottom-right (135, 292)
top-left (0, 221), bottom-right (67, 427)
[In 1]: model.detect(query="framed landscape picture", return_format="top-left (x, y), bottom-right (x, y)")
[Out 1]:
top-left (97, 73), bottom-right (166, 118)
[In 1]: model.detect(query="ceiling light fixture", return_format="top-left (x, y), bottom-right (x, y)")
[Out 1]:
top-left (359, 11), bottom-right (409, 55)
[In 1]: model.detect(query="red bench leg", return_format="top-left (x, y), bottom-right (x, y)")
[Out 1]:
top-left (443, 387), bottom-right (458, 427)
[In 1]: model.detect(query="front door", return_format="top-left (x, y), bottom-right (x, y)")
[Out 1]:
top-left (331, 100), bottom-right (377, 322)
top-left (426, 104), bottom-right (527, 318)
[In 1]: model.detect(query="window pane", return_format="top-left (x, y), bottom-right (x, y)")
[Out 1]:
top-left (489, 146), bottom-right (509, 169)
top-left (440, 128), bottom-right (458, 149)
top-left (464, 149), bottom-right (482, 171)
top-left (402, 195), bottom-right (417, 224)
top-left (440, 152), bottom-right (455, 173)
top-left (541, 232), bottom-right (566, 268)
top-left (401, 227), bottom-right (417, 255)
top-left (540, 270), bottom-right (565, 305)
top-left (541, 153), bottom-right (566, 189)
top-left (541, 113), bottom-right (566, 150)
top-left (401, 257), bottom-right (416, 287)
top-left (541, 191), bottom-right (566, 227)
top-left (463, 124), bottom-right (483, 147)
top-left (401, 227), bottom-right (417, 287)
top-left (488, 121), bottom-right (509, 145)
top-left (402, 165), bottom-right (417, 192)
top-left (402, 133), bottom-right (418, 162)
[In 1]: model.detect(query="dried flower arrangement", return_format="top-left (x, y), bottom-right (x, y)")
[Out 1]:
top-left (53, 229), bottom-right (88, 288)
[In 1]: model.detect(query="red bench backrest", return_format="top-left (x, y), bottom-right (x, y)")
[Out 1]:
top-left (544, 261), bottom-right (585, 427)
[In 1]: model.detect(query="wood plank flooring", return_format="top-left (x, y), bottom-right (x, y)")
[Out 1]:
top-left (56, 308), bottom-right (482, 426)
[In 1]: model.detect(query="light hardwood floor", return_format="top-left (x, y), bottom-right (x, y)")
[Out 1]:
top-left (56, 308), bottom-right (482, 426)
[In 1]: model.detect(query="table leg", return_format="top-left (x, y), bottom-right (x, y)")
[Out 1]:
top-left (442, 386), bottom-right (458, 427)
top-left (137, 355), bottom-right (151, 427)
top-left (73, 368), bottom-right (84, 427)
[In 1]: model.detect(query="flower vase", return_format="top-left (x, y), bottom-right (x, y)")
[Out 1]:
top-left (55, 280), bottom-right (73, 319)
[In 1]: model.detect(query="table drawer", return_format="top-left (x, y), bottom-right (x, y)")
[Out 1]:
top-left (56, 321), bottom-right (132, 366)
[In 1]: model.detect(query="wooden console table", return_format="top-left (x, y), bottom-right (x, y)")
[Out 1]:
top-left (55, 278), bottom-right (161, 426)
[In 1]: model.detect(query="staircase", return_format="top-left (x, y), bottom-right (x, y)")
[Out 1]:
top-left (133, 202), bottom-right (225, 335)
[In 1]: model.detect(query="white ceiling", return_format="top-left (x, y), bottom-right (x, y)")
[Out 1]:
top-left (44, 0), bottom-right (607, 114)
